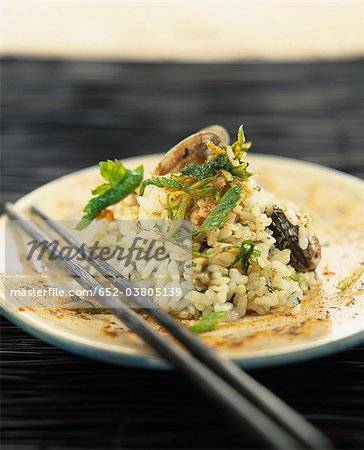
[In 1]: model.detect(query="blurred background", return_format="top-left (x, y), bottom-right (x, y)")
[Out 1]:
top-left (1, 2), bottom-right (364, 450)
top-left (1, 1), bottom-right (363, 61)
top-left (1, 1), bottom-right (363, 205)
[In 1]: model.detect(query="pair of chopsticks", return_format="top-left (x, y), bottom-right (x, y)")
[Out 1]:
top-left (4, 203), bottom-right (332, 450)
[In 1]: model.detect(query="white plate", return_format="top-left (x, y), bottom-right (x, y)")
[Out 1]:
top-left (1, 154), bottom-right (363, 369)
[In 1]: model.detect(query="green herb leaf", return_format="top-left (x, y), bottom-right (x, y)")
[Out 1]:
top-left (174, 195), bottom-right (191, 220)
top-left (232, 240), bottom-right (258, 271)
top-left (193, 185), bottom-right (242, 237)
top-left (139, 177), bottom-right (187, 196)
top-left (189, 311), bottom-right (226, 333)
top-left (238, 124), bottom-right (246, 147)
top-left (181, 154), bottom-right (228, 181)
top-left (76, 162), bottom-right (143, 230)
top-left (91, 183), bottom-right (113, 196)
top-left (99, 159), bottom-right (128, 184)
top-left (187, 186), bottom-right (218, 197)
top-left (166, 193), bottom-right (190, 221)
top-left (167, 195), bottom-right (191, 237)
top-left (230, 162), bottom-right (254, 181)
top-left (134, 165), bottom-right (144, 176)
top-left (140, 176), bottom-right (218, 200)
top-left (231, 124), bottom-right (252, 159)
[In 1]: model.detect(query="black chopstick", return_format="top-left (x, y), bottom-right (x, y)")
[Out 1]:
top-left (5, 203), bottom-right (331, 449)
top-left (30, 205), bottom-right (332, 450)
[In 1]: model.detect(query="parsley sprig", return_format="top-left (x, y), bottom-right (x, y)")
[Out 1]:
top-left (77, 160), bottom-right (143, 230)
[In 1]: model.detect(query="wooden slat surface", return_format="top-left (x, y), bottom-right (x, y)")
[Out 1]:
top-left (1, 58), bottom-right (363, 450)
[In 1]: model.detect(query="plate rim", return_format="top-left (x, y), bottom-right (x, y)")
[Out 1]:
top-left (1, 153), bottom-right (364, 369)
top-left (1, 304), bottom-right (363, 370)
top-left (11, 153), bottom-right (364, 206)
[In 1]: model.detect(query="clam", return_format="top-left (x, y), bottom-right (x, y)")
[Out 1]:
top-left (155, 125), bottom-right (229, 175)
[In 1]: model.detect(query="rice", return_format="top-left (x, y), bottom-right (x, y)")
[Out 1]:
top-left (84, 173), bottom-right (318, 321)
top-left (79, 126), bottom-right (320, 322)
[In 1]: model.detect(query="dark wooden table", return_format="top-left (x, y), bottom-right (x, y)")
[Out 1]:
top-left (1, 58), bottom-right (363, 450)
